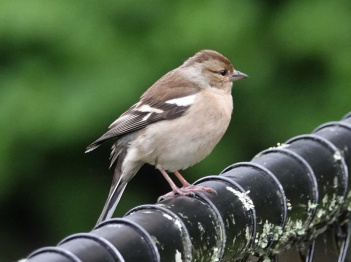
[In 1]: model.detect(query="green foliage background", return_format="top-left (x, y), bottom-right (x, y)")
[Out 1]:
top-left (0, 0), bottom-right (350, 260)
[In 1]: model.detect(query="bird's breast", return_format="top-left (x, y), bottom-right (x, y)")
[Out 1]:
top-left (129, 90), bottom-right (233, 171)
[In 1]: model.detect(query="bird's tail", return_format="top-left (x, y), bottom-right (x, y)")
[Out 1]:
top-left (95, 151), bottom-right (142, 227)
top-left (95, 174), bottom-right (128, 226)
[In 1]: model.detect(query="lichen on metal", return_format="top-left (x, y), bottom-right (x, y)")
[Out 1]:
top-left (225, 187), bottom-right (255, 211)
top-left (254, 220), bottom-right (284, 258)
top-left (268, 143), bottom-right (290, 150)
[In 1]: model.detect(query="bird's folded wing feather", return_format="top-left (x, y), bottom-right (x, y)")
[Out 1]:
top-left (86, 69), bottom-right (202, 153)
top-left (85, 95), bottom-right (197, 152)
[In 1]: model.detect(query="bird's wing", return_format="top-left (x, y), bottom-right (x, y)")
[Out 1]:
top-left (85, 94), bottom-right (197, 152)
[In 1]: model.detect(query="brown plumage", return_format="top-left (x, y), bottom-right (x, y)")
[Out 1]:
top-left (86, 49), bottom-right (248, 225)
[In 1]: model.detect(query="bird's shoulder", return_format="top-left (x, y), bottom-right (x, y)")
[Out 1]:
top-left (85, 69), bottom-right (202, 152)
top-left (141, 69), bottom-right (201, 102)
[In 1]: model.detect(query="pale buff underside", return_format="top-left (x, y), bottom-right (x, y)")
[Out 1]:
top-left (122, 87), bottom-right (233, 173)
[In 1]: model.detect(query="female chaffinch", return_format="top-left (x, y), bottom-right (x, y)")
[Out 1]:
top-left (86, 49), bottom-right (248, 225)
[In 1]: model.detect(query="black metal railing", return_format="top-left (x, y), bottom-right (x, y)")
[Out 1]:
top-left (23, 112), bottom-right (351, 262)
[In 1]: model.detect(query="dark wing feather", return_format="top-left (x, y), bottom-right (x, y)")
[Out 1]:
top-left (85, 100), bottom-right (190, 152)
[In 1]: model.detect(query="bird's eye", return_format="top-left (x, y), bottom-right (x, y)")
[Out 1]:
top-left (219, 69), bottom-right (227, 76)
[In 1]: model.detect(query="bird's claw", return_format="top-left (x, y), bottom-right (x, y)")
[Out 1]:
top-left (158, 185), bottom-right (215, 201)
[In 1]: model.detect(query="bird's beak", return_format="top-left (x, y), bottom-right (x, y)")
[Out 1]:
top-left (230, 70), bottom-right (248, 82)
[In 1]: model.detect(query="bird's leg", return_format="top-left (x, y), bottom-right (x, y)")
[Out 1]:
top-left (173, 170), bottom-right (215, 194)
top-left (158, 168), bottom-right (184, 201)
top-left (158, 168), bottom-right (182, 194)
top-left (173, 170), bottom-right (191, 187)
top-left (158, 169), bottom-right (215, 201)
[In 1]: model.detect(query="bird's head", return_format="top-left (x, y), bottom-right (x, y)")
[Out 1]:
top-left (182, 49), bottom-right (248, 92)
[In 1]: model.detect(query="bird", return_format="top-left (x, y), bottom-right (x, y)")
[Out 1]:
top-left (86, 49), bottom-right (248, 226)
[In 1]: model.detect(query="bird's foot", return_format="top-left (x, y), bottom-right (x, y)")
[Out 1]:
top-left (158, 184), bottom-right (215, 201)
